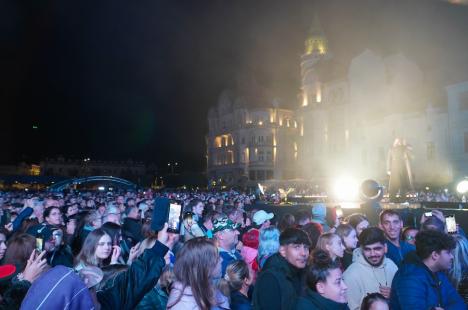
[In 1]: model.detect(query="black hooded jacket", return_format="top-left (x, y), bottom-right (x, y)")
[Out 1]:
top-left (252, 253), bottom-right (305, 310)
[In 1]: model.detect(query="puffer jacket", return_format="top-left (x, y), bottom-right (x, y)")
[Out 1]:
top-left (390, 251), bottom-right (465, 310)
top-left (252, 253), bottom-right (305, 310)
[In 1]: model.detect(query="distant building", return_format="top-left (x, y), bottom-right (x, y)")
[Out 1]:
top-left (298, 17), bottom-right (468, 185)
top-left (207, 16), bottom-right (468, 187)
top-left (206, 88), bottom-right (301, 186)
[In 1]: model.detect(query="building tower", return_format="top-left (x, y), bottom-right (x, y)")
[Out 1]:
top-left (298, 14), bottom-right (330, 180)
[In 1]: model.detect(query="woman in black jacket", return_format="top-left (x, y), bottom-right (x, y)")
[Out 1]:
top-left (296, 250), bottom-right (349, 310)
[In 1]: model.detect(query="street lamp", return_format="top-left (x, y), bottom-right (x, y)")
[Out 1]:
top-left (168, 162), bottom-right (179, 174)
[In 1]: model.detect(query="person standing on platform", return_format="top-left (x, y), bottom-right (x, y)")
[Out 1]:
top-left (387, 138), bottom-right (414, 202)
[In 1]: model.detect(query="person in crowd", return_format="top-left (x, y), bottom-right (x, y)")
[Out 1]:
top-left (335, 224), bottom-right (358, 269)
top-left (75, 228), bottom-right (121, 271)
top-left (296, 210), bottom-right (312, 227)
top-left (302, 222), bottom-right (322, 249)
top-left (253, 227), bottom-right (311, 310)
top-left (240, 228), bottom-right (259, 275)
top-left (103, 205), bottom-right (122, 225)
top-left (225, 260), bottom-right (253, 310)
top-left (202, 211), bottom-right (218, 239)
top-left (213, 216), bottom-right (242, 276)
top-left (379, 210), bottom-right (414, 266)
top-left (252, 210), bottom-right (274, 230)
top-left (360, 293), bottom-right (389, 310)
top-left (390, 229), bottom-right (465, 309)
top-left (24, 222), bottom-right (73, 267)
top-left (278, 213), bottom-right (296, 232)
top-left (316, 233), bottom-right (345, 264)
top-left (311, 204), bottom-right (331, 232)
top-left (345, 214), bottom-right (369, 236)
top-left (80, 210), bottom-right (103, 243)
top-left (136, 265), bottom-right (175, 310)
top-left (343, 227), bottom-right (398, 310)
top-left (257, 226), bottom-right (280, 270)
top-left (401, 226), bottom-right (418, 246)
top-left (421, 215), bottom-right (446, 232)
top-left (3, 233), bottom-right (37, 271)
top-left (42, 206), bottom-right (62, 226)
top-left (0, 229), bottom-right (7, 262)
top-left (122, 205), bottom-right (143, 246)
top-left (167, 237), bottom-right (229, 310)
top-left (448, 234), bottom-right (468, 303)
top-left (295, 249), bottom-right (348, 310)
top-left (63, 203), bottom-right (79, 218)
top-left (102, 221), bottom-right (130, 263)
top-left (0, 250), bottom-right (48, 309)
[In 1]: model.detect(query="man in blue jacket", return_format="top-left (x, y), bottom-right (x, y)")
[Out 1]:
top-left (390, 230), bottom-right (465, 310)
top-left (379, 209), bottom-right (415, 266)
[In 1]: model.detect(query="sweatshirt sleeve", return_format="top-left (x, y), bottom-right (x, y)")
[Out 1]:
top-left (343, 267), bottom-right (364, 310)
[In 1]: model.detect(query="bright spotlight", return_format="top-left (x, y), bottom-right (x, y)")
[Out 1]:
top-left (456, 179), bottom-right (468, 194)
top-left (333, 176), bottom-right (359, 201)
top-left (98, 186), bottom-right (105, 191)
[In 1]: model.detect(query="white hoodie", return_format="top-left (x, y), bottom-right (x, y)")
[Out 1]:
top-left (343, 248), bottom-right (398, 310)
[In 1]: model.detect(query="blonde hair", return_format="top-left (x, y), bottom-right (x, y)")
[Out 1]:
top-left (448, 234), bottom-right (468, 288)
top-left (316, 233), bottom-right (340, 254)
top-left (224, 260), bottom-right (250, 291)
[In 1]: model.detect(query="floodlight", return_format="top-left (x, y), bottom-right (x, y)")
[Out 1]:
top-left (456, 179), bottom-right (468, 194)
top-left (333, 176), bottom-right (359, 201)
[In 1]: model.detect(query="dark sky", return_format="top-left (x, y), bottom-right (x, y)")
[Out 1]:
top-left (1, 0), bottom-right (468, 172)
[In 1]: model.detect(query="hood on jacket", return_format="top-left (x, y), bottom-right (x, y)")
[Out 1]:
top-left (20, 265), bottom-right (95, 310)
top-left (262, 253), bottom-right (303, 280)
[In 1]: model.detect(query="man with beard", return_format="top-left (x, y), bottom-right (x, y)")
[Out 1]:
top-left (379, 210), bottom-right (415, 266)
top-left (343, 227), bottom-right (398, 310)
top-left (390, 230), bottom-right (464, 310)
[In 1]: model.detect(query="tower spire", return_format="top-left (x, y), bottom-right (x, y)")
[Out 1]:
top-left (304, 12), bottom-right (328, 56)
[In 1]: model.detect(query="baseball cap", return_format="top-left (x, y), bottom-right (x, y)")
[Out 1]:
top-left (213, 217), bottom-right (240, 233)
top-left (253, 210), bottom-right (274, 226)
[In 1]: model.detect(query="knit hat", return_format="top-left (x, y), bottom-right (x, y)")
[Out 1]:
top-left (242, 228), bottom-right (260, 249)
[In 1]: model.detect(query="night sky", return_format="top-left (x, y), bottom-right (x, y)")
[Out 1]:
top-left (1, 0), bottom-right (468, 172)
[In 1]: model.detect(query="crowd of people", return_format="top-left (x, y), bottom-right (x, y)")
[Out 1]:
top-left (0, 188), bottom-right (466, 309)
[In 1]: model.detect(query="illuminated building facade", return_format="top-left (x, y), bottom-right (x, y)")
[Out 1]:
top-left (206, 90), bottom-right (301, 186)
top-left (298, 19), bottom-right (468, 185)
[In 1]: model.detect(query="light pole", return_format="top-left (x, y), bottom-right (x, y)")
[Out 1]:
top-left (168, 162), bottom-right (179, 174)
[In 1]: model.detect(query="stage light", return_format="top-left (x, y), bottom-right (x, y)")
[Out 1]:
top-left (456, 179), bottom-right (468, 194)
top-left (333, 176), bottom-right (359, 201)
top-left (98, 186), bottom-right (105, 191)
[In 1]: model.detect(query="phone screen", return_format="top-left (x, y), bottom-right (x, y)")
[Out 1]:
top-left (446, 215), bottom-right (457, 233)
top-left (168, 203), bottom-right (182, 233)
top-left (36, 237), bottom-right (44, 252)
